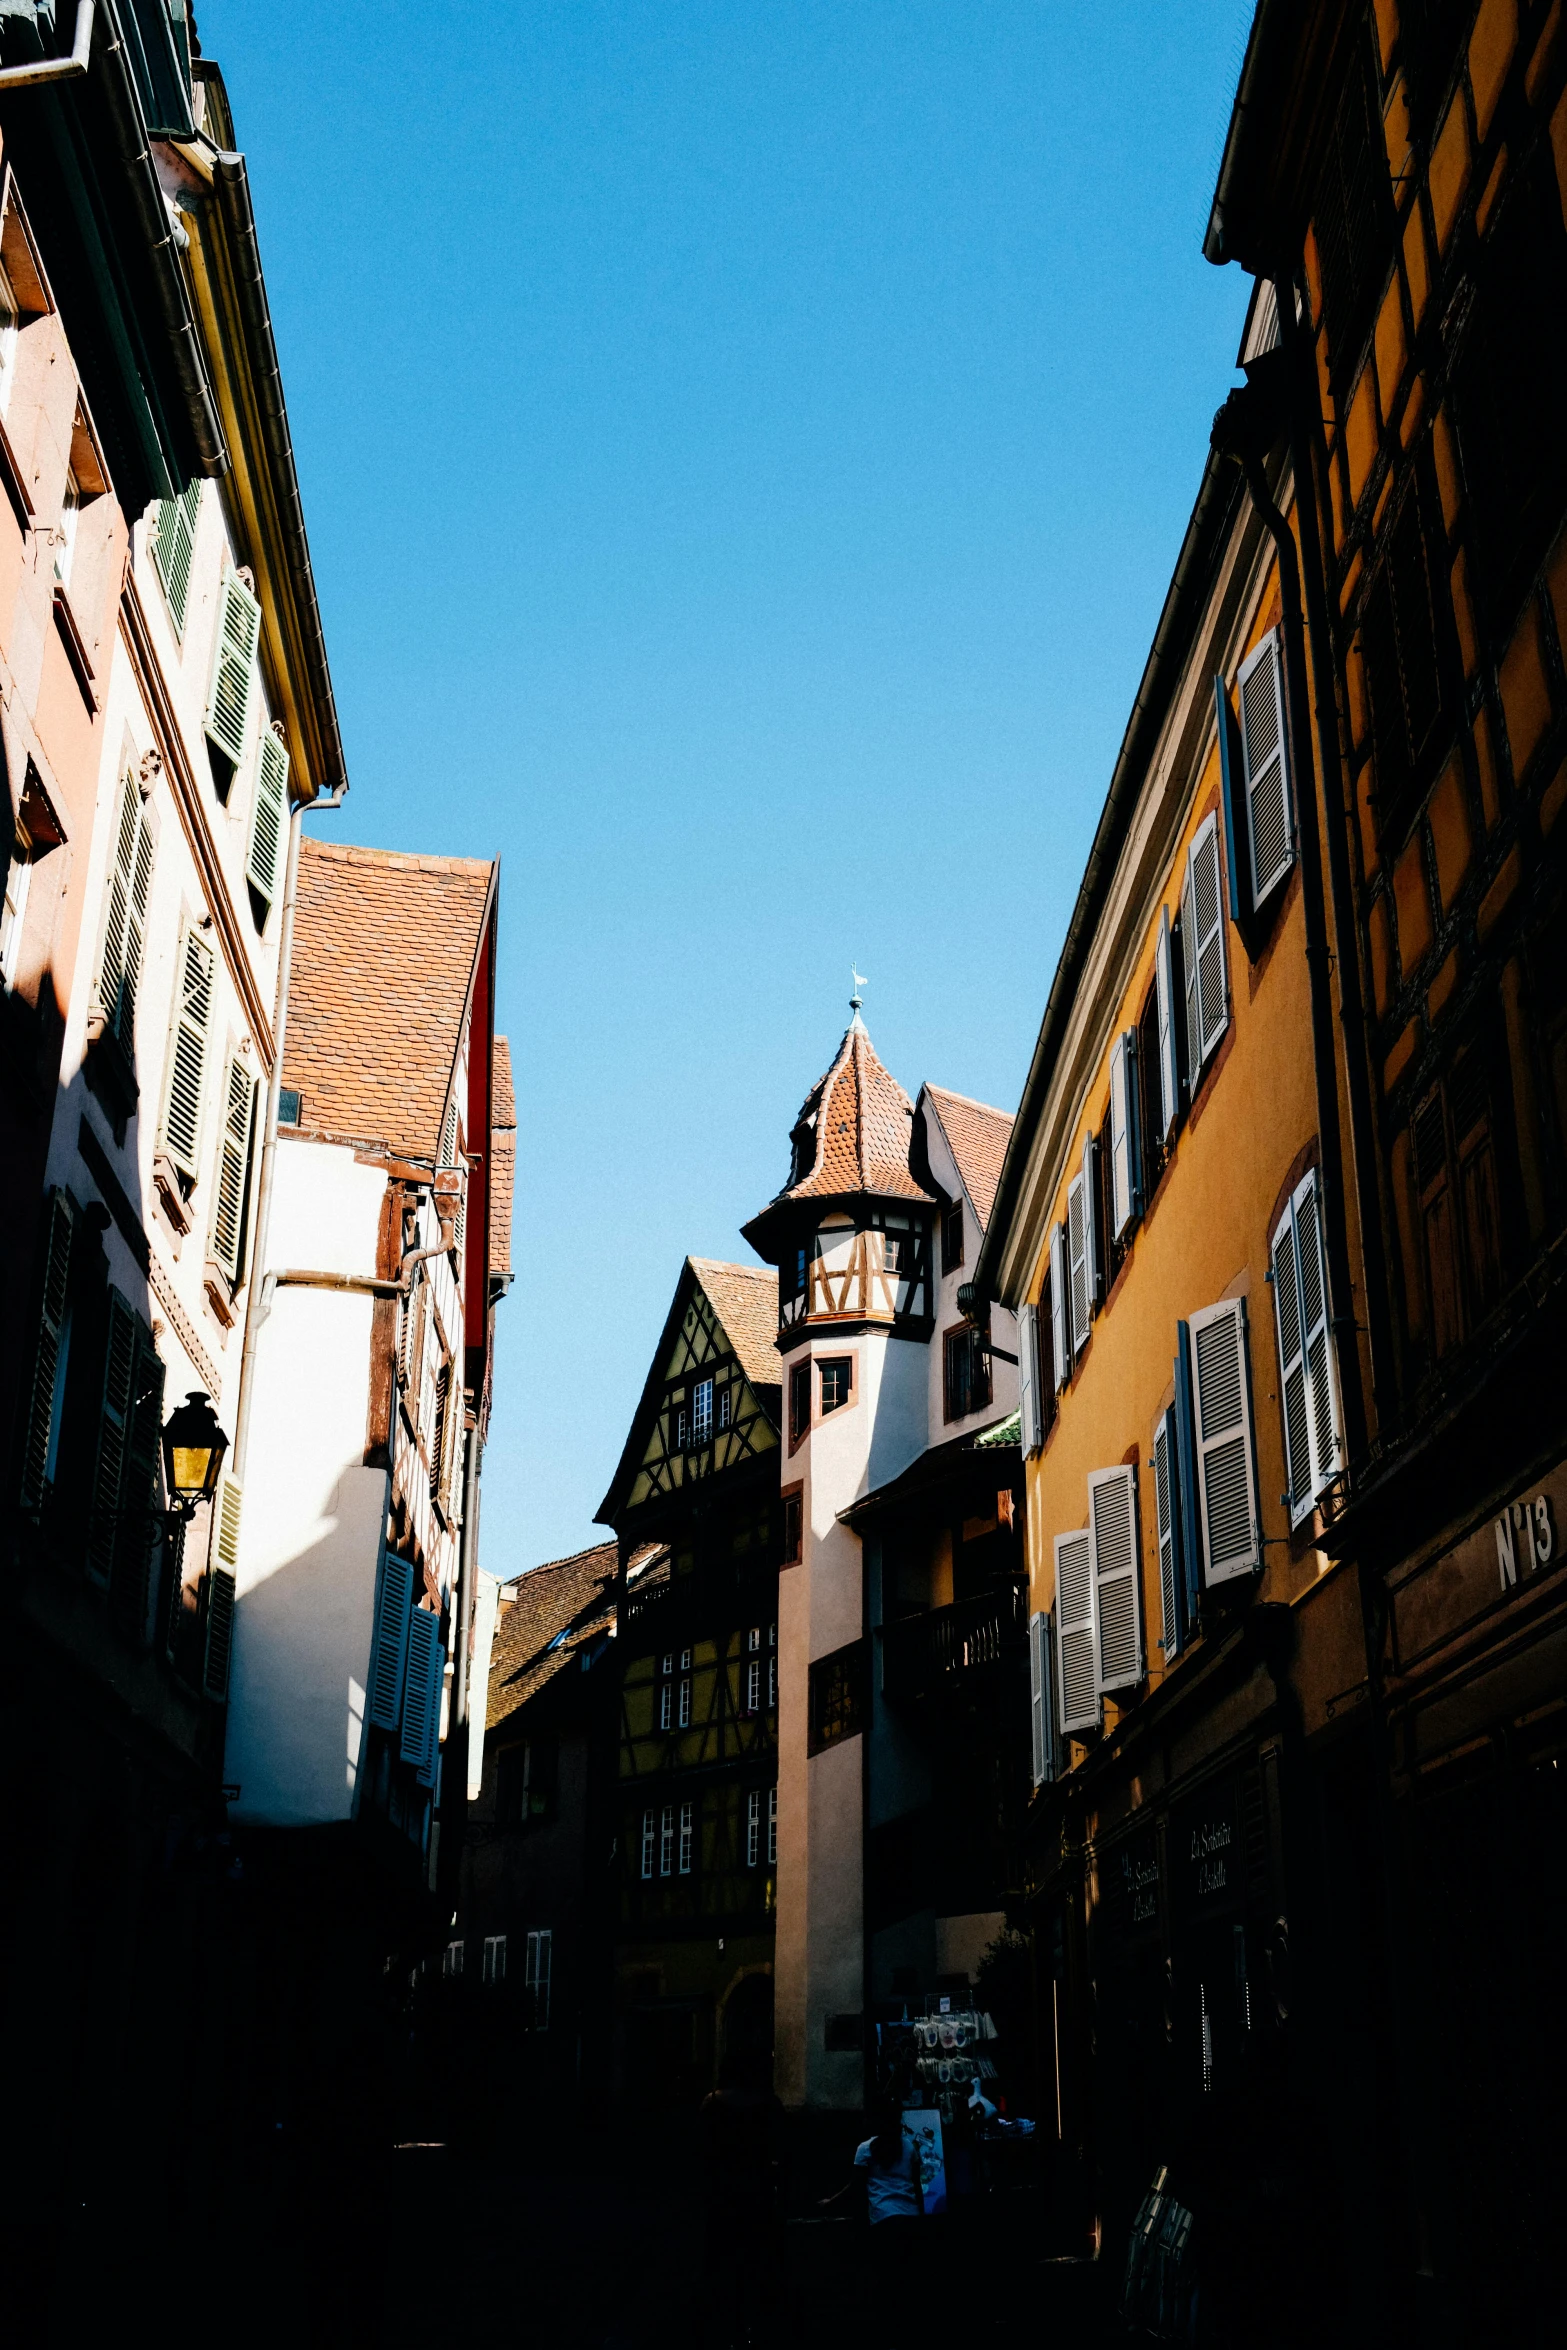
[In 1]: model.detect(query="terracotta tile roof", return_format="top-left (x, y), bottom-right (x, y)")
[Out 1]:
top-left (924, 1086), bottom-right (1015, 1231)
top-left (690, 1259), bottom-right (780, 1390)
top-left (284, 839), bottom-right (496, 1160)
top-left (759, 1018), bottom-right (934, 1216)
top-left (487, 1538), bottom-right (634, 1730)
top-left (490, 1035), bottom-right (516, 1283)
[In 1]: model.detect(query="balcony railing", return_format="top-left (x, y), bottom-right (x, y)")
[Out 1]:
top-left (880, 1580), bottom-right (1027, 1704)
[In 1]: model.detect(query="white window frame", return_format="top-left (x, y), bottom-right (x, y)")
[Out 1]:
top-left (1181, 813), bottom-right (1229, 1080)
top-left (692, 1375), bottom-right (713, 1445)
top-left (768, 1785), bottom-right (778, 1865)
top-left (1109, 1031), bottom-right (1142, 1241)
top-left (747, 1787), bottom-right (762, 1867)
top-left (524, 1929), bottom-right (551, 2029)
top-left (660, 1803), bottom-right (675, 1877)
top-left (1238, 630), bottom-right (1295, 908)
top-left (1049, 1223), bottom-right (1070, 1389)
top-left (678, 1798), bottom-right (695, 1876)
top-left (640, 1807), bottom-right (655, 1880)
top-left (1269, 1168), bottom-right (1342, 1525)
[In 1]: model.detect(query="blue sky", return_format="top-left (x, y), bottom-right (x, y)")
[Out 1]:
top-left (201, 1), bottom-right (1257, 1571)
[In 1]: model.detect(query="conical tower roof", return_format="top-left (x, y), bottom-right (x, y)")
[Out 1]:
top-left (743, 1016), bottom-right (934, 1256)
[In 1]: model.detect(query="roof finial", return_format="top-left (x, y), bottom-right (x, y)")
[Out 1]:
top-left (850, 964), bottom-right (868, 1023)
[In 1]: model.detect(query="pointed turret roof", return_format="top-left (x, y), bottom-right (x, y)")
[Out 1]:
top-left (744, 1017), bottom-right (934, 1255)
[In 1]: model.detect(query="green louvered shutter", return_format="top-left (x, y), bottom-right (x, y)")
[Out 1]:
top-left (247, 727), bottom-right (289, 908)
top-left (152, 484), bottom-right (201, 633)
top-left (112, 1326), bottom-right (165, 1635)
top-left (204, 1566), bottom-right (237, 1701)
top-left (162, 928), bottom-right (214, 1180)
top-left (211, 1057), bottom-right (256, 1278)
top-left (96, 775), bottom-right (155, 1052)
top-left (19, 1187), bottom-right (76, 1507)
top-left (86, 1289), bottom-right (138, 1584)
top-left (205, 570), bottom-right (261, 765)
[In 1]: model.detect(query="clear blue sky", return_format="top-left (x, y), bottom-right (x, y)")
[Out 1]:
top-left (202, 1), bottom-right (1256, 1572)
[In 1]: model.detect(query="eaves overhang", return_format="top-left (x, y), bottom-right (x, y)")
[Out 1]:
top-left (1203, 0), bottom-right (1358, 272)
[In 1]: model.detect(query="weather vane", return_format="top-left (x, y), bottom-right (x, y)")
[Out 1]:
top-left (850, 964), bottom-right (868, 1013)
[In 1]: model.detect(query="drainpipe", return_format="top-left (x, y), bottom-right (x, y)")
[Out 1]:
top-left (0, 0), bottom-right (94, 88)
top-left (230, 787), bottom-right (345, 1482)
top-left (1210, 368), bottom-right (1368, 1468)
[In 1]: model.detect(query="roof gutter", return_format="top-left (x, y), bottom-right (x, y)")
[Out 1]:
top-left (0, 0), bottom-right (95, 88)
top-left (973, 450), bottom-right (1244, 1307)
top-left (1203, 0), bottom-right (1282, 265)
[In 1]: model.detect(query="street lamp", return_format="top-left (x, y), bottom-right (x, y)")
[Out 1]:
top-left (161, 1391), bottom-right (229, 1520)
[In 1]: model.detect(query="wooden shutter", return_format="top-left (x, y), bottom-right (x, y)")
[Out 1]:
top-left (1055, 1529), bottom-right (1100, 1734)
top-left (1049, 1223), bottom-right (1070, 1388)
top-left (1109, 1031), bottom-right (1142, 1239)
top-left (369, 1549), bottom-right (415, 1729)
top-left (162, 929), bottom-right (215, 1179)
top-left (1275, 1168), bottom-right (1341, 1522)
top-left (1066, 1176), bottom-right (1089, 1355)
top-left (152, 483), bottom-right (200, 631)
top-left (1270, 1193), bottom-right (1313, 1521)
top-left (211, 1057), bottom-right (256, 1278)
top-left (1029, 1610), bottom-right (1061, 1787)
top-left (86, 1289), bottom-right (138, 1584)
top-left (112, 1325), bottom-right (165, 1632)
top-left (1185, 815), bottom-right (1229, 1070)
top-left (418, 1637), bottom-right (447, 1789)
top-left (1239, 632), bottom-right (1293, 906)
top-left (401, 1607), bottom-right (440, 1769)
top-left (97, 775), bottom-right (154, 1050)
top-left (19, 1186), bottom-right (76, 1507)
top-left (203, 1567), bottom-right (237, 1700)
top-left (204, 570), bottom-right (261, 765)
top-left (247, 727), bottom-right (289, 908)
top-left (1018, 1302), bottom-right (1042, 1457)
top-left (1090, 1464), bottom-right (1143, 1693)
top-left (1188, 1297), bottom-right (1262, 1585)
top-left (1154, 1405), bottom-right (1184, 1663)
top-left (1155, 906), bottom-right (1179, 1141)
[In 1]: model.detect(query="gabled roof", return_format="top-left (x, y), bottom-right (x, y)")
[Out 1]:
top-left (284, 839), bottom-right (497, 1161)
top-left (490, 1036), bottom-right (516, 1283)
top-left (744, 1018), bottom-right (933, 1247)
top-left (688, 1259), bottom-right (780, 1391)
top-left (924, 1086), bottom-right (1015, 1231)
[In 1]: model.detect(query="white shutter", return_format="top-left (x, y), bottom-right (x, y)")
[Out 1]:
top-left (1055, 1529), bottom-right (1100, 1735)
top-left (401, 1606), bottom-right (440, 1770)
top-left (1018, 1302), bottom-right (1042, 1457)
top-left (203, 1567), bottom-right (237, 1700)
top-left (1049, 1223), bottom-right (1070, 1388)
top-left (369, 1550), bottom-right (415, 1729)
top-left (205, 570), bottom-right (261, 765)
top-left (1186, 815), bottom-right (1229, 1071)
top-left (1090, 1464), bottom-right (1143, 1692)
top-left (1154, 1406), bottom-right (1182, 1662)
top-left (20, 1187), bottom-right (76, 1507)
top-left (1109, 1032), bottom-right (1141, 1239)
top-left (1239, 630), bottom-right (1294, 906)
top-left (213, 1473), bottom-right (244, 1573)
top-left (1189, 1297), bottom-right (1262, 1584)
top-left (1155, 905), bottom-right (1179, 1141)
top-left (247, 726), bottom-right (289, 908)
top-left (211, 1058), bottom-right (256, 1279)
top-left (1081, 1130), bottom-right (1101, 1310)
top-left (1270, 1196), bottom-right (1313, 1522)
top-left (161, 930), bottom-right (215, 1180)
top-left (1067, 1176), bottom-right (1089, 1356)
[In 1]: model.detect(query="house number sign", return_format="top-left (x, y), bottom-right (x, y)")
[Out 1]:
top-left (1497, 1494), bottom-right (1556, 1591)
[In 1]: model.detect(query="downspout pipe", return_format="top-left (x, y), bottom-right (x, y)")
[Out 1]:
top-left (0, 0), bottom-right (94, 88)
top-left (1210, 361), bottom-right (1367, 1468)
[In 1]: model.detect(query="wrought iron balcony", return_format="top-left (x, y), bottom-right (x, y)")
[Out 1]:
top-left (879, 1579), bottom-right (1027, 1704)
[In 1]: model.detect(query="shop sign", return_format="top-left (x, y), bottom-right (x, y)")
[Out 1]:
top-left (1104, 1827), bottom-right (1161, 1937)
top-left (1170, 1774), bottom-right (1242, 1922)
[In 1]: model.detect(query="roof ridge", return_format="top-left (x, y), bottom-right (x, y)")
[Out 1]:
top-left (303, 838), bottom-right (496, 878)
top-left (688, 1255), bottom-right (774, 1280)
top-left (506, 1539), bottom-right (619, 1585)
top-left (925, 1083), bottom-right (1014, 1119)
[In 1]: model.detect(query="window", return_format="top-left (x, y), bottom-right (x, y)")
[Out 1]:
top-left (1270, 1169), bottom-right (1343, 1525)
top-left (54, 469), bottom-right (79, 590)
top-left (1154, 904), bottom-right (1182, 1143)
top-left (789, 1361), bottom-right (811, 1443)
top-left (679, 1650), bottom-right (692, 1729)
top-left (660, 1804), bottom-right (675, 1876)
top-left (941, 1202), bottom-right (964, 1273)
top-left (1108, 1032), bottom-right (1143, 1241)
top-left (1154, 1402), bottom-right (1194, 1665)
top-left (640, 1807), bottom-right (655, 1879)
top-left (1180, 815), bottom-right (1229, 1081)
top-left (883, 1229), bottom-right (905, 1275)
top-left (769, 1634), bottom-right (777, 1711)
top-left (747, 1787), bottom-right (762, 1866)
top-left (768, 1785), bottom-right (778, 1865)
top-left (1137, 984), bottom-right (1164, 1193)
top-left (782, 1488), bottom-right (803, 1563)
top-left (482, 1934), bottom-right (506, 1985)
top-left (443, 1938), bottom-right (465, 1978)
top-left (746, 1656), bottom-right (761, 1715)
top-left (94, 773), bottom-right (155, 1058)
top-left (524, 1929), bottom-right (551, 2029)
top-left (1361, 482), bottom-right (1444, 841)
top-left (943, 1322), bottom-right (990, 1422)
top-left (692, 1377), bottom-right (713, 1446)
top-left (808, 1641), bottom-right (864, 1756)
top-left (2, 816), bottom-right (33, 989)
top-left (717, 1383), bottom-right (732, 1432)
top-left (818, 1356), bottom-right (852, 1415)
top-left (659, 1655), bottom-right (674, 1731)
top-left (679, 1799), bottom-right (695, 1876)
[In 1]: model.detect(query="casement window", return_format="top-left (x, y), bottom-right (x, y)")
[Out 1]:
top-left (1180, 815), bottom-right (1228, 1083)
top-left (95, 773), bottom-right (155, 1057)
top-left (747, 1787), bottom-right (763, 1866)
top-left (210, 1056), bottom-right (257, 1281)
top-left (1090, 1464), bottom-right (1143, 1695)
top-left (943, 1322), bottom-right (989, 1422)
top-left (400, 1608), bottom-right (443, 1778)
top-left (368, 1552), bottom-right (415, 1728)
top-left (205, 569), bottom-right (261, 769)
top-left (498, 1735), bottom-right (555, 1828)
top-left (1028, 1609), bottom-right (1061, 1788)
top-left (1181, 1298), bottom-right (1262, 1586)
top-left (246, 727), bottom-right (289, 921)
top-left (678, 1799), bottom-right (695, 1876)
top-left (1109, 1032), bottom-right (1143, 1242)
top-left (1154, 905), bottom-right (1181, 1142)
top-left (2, 813), bottom-right (33, 989)
top-left (1154, 1403), bottom-right (1192, 1664)
top-left (692, 1376), bottom-right (713, 1446)
top-left (883, 1229), bottom-right (905, 1276)
top-left (443, 1939), bottom-right (466, 1979)
top-left (1055, 1529), bottom-right (1101, 1736)
top-left (1017, 1301), bottom-right (1043, 1457)
top-left (660, 1803), bottom-right (676, 1877)
top-left (1066, 1174), bottom-right (1090, 1356)
top-left (525, 1930), bottom-right (551, 2029)
top-left (679, 1649), bottom-right (693, 1728)
top-left (819, 1356), bottom-right (852, 1415)
top-left (1270, 1169), bottom-right (1343, 1525)
top-left (480, 1933), bottom-right (505, 1986)
top-left (807, 1641), bottom-right (864, 1755)
top-left (768, 1784), bottom-right (778, 1865)
top-left (658, 1655), bottom-right (674, 1731)
top-left (782, 1489), bottom-right (803, 1563)
top-left (941, 1202), bottom-right (964, 1274)
top-left (640, 1808), bottom-right (656, 1880)
top-left (160, 930), bottom-right (215, 1183)
top-left (1361, 482), bottom-right (1443, 842)
top-left (1235, 634), bottom-right (1294, 909)
top-left (1137, 982), bottom-right (1164, 1190)
top-left (18, 1187), bottom-right (77, 1508)
top-left (1049, 1223), bottom-right (1070, 1389)
top-left (746, 1628), bottom-right (762, 1716)
top-left (151, 483), bottom-right (201, 634)
top-left (1312, 21), bottom-right (1391, 387)
top-left (789, 1362), bottom-right (811, 1443)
